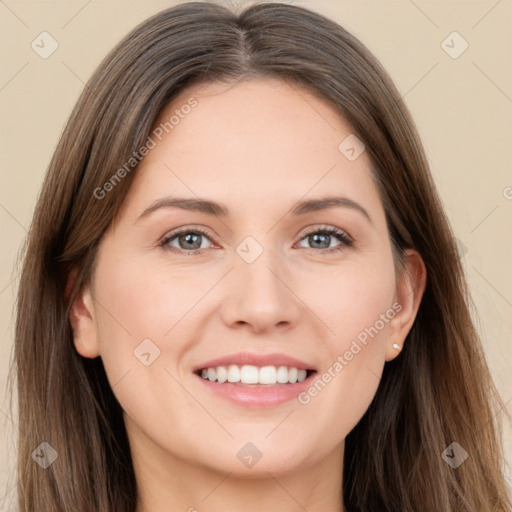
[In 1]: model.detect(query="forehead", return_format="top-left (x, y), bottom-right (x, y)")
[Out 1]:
top-left (118, 77), bottom-right (383, 222)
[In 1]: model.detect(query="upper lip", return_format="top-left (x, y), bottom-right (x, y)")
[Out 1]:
top-left (193, 352), bottom-right (316, 373)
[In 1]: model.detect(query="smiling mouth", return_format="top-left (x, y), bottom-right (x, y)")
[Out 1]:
top-left (194, 364), bottom-right (316, 386)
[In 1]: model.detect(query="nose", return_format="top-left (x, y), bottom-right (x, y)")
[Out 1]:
top-left (219, 248), bottom-right (302, 335)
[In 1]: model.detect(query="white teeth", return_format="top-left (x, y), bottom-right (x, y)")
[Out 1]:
top-left (240, 365), bottom-right (259, 384)
top-left (227, 364), bottom-right (240, 383)
top-left (259, 366), bottom-right (277, 384)
top-left (216, 365), bottom-right (228, 383)
top-left (198, 364), bottom-right (311, 385)
top-left (276, 366), bottom-right (288, 383)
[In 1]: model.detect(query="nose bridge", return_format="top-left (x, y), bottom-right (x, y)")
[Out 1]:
top-left (238, 237), bottom-right (286, 303)
top-left (221, 235), bottom-right (300, 332)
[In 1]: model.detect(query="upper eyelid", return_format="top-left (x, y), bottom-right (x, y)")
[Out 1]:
top-left (161, 225), bottom-right (216, 241)
top-left (300, 224), bottom-right (351, 238)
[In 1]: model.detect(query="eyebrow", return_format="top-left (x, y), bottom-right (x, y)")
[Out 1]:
top-left (136, 195), bottom-right (373, 225)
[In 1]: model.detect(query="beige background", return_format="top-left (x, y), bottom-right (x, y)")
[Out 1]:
top-left (1, 0), bottom-right (511, 508)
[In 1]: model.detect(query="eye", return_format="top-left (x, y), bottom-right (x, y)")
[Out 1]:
top-left (296, 226), bottom-right (353, 253)
top-left (160, 227), bottom-right (215, 254)
top-left (160, 225), bottom-right (354, 255)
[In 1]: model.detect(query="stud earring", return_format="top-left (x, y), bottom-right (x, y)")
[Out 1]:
top-left (393, 343), bottom-right (401, 350)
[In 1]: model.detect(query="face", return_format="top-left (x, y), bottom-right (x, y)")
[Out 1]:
top-left (72, 78), bottom-right (424, 479)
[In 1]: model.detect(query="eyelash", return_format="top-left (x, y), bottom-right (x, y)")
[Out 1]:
top-left (159, 225), bottom-right (354, 255)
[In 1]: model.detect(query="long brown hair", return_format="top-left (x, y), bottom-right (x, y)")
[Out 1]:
top-left (10, 2), bottom-right (511, 510)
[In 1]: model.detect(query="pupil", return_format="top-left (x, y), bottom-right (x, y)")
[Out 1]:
top-left (311, 233), bottom-right (329, 249)
top-left (181, 233), bottom-right (201, 249)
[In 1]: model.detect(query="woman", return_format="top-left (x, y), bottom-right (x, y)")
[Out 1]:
top-left (11, 2), bottom-right (511, 511)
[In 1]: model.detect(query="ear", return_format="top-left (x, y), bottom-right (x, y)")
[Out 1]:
top-left (385, 249), bottom-right (427, 362)
top-left (67, 269), bottom-right (101, 359)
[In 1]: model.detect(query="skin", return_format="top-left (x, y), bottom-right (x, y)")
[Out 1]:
top-left (70, 78), bottom-right (426, 512)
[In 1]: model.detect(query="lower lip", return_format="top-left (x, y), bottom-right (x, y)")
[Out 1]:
top-left (194, 372), bottom-right (317, 408)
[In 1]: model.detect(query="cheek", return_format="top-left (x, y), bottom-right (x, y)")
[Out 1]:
top-left (302, 254), bottom-right (397, 346)
top-left (89, 255), bottom-right (205, 403)
top-left (90, 258), bottom-right (206, 443)
top-left (93, 255), bottom-right (209, 346)
top-left (293, 258), bottom-right (396, 434)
